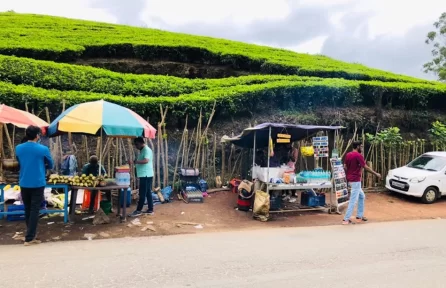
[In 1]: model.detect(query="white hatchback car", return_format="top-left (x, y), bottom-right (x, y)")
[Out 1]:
top-left (386, 152), bottom-right (446, 204)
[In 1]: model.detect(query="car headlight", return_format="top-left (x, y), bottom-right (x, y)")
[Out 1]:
top-left (409, 177), bottom-right (426, 183)
top-left (387, 171), bottom-right (393, 178)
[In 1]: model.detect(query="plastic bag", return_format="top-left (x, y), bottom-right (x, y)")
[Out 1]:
top-left (161, 186), bottom-right (173, 202)
top-left (253, 190), bottom-right (270, 221)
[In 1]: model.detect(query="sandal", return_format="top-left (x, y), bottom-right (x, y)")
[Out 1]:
top-left (356, 217), bottom-right (368, 222)
top-left (342, 219), bottom-right (355, 225)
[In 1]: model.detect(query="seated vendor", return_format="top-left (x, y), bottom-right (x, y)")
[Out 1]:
top-left (82, 155), bottom-right (110, 214)
top-left (82, 155), bottom-right (106, 177)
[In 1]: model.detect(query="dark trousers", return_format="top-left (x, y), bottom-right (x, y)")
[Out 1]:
top-left (21, 187), bottom-right (44, 242)
top-left (89, 191), bottom-right (112, 212)
top-left (136, 177), bottom-right (153, 212)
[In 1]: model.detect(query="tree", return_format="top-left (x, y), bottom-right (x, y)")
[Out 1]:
top-left (429, 120), bottom-right (446, 150)
top-left (424, 12), bottom-right (446, 82)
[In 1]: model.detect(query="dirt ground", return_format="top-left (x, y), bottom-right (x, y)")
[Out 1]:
top-left (1, 190), bottom-right (446, 245)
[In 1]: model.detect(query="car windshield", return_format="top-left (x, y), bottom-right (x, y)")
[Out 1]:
top-left (407, 155), bottom-right (446, 172)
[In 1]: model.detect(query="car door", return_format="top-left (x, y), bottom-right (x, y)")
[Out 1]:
top-left (441, 169), bottom-right (446, 195)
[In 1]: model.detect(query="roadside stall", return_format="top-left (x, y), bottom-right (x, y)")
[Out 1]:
top-left (47, 99), bottom-right (157, 222)
top-left (222, 123), bottom-right (343, 215)
top-left (0, 105), bottom-right (71, 223)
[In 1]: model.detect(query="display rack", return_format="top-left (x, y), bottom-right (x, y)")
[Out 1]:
top-left (330, 158), bottom-right (350, 214)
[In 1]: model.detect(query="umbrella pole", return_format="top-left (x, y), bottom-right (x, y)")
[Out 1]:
top-left (99, 129), bottom-right (103, 177)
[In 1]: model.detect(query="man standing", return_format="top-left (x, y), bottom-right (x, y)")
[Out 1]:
top-left (129, 137), bottom-right (154, 217)
top-left (343, 141), bottom-right (381, 225)
top-left (16, 126), bottom-right (54, 246)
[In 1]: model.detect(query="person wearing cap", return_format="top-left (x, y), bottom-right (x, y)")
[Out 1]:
top-left (16, 125), bottom-right (54, 246)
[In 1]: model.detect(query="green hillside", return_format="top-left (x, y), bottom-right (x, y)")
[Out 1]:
top-left (0, 12), bottom-right (445, 121)
top-left (0, 12), bottom-right (438, 83)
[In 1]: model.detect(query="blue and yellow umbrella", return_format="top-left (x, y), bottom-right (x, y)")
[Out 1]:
top-left (48, 100), bottom-right (156, 138)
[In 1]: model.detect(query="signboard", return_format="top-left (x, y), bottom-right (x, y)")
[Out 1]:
top-left (330, 158), bottom-right (349, 205)
top-left (312, 136), bottom-right (329, 157)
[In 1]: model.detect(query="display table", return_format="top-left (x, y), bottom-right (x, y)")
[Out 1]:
top-left (264, 181), bottom-right (334, 213)
top-left (0, 184), bottom-right (70, 223)
top-left (70, 185), bottom-right (130, 222)
top-left (267, 182), bottom-right (332, 191)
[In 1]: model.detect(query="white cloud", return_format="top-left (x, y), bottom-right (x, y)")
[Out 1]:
top-left (0, 0), bottom-right (117, 23)
top-left (143, 0), bottom-right (290, 26)
top-left (286, 36), bottom-right (329, 54)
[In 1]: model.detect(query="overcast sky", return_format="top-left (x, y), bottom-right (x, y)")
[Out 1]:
top-left (1, 0), bottom-right (444, 80)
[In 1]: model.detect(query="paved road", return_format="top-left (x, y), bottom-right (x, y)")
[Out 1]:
top-left (1, 220), bottom-right (446, 288)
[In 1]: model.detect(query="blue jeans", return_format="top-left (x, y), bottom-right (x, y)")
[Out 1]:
top-left (344, 182), bottom-right (365, 221)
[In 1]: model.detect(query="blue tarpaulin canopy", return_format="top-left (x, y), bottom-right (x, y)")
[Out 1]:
top-left (221, 122), bottom-right (343, 148)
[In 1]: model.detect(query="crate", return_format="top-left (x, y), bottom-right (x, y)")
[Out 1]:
top-left (6, 204), bottom-right (26, 221)
top-left (6, 201), bottom-right (47, 221)
top-left (181, 186), bottom-right (204, 203)
top-left (301, 192), bottom-right (326, 207)
top-left (270, 195), bottom-right (283, 211)
top-left (119, 188), bottom-right (131, 208)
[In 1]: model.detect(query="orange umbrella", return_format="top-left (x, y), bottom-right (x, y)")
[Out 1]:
top-left (0, 104), bottom-right (49, 133)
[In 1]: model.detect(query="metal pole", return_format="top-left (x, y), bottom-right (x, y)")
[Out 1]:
top-left (252, 131), bottom-right (256, 181)
top-left (266, 126), bottom-right (271, 195)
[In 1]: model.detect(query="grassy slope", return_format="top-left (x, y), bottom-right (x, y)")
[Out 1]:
top-left (0, 12), bottom-right (445, 120)
top-left (0, 12), bottom-right (439, 84)
top-left (0, 55), bottom-right (322, 97)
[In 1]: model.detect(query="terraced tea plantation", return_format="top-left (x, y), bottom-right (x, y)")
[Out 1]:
top-left (0, 12), bottom-right (445, 120)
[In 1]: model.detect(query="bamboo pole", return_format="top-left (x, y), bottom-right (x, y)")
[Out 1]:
top-left (45, 107), bottom-right (53, 153)
top-left (120, 138), bottom-right (128, 165)
top-left (182, 127), bottom-right (189, 170)
top-left (201, 143), bottom-right (206, 179)
top-left (173, 116), bottom-right (187, 188)
top-left (3, 124), bottom-right (13, 158)
top-left (228, 141), bottom-right (234, 180)
top-left (195, 102), bottom-right (216, 171)
top-left (163, 118), bottom-right (169, 186)
top-left (158, 105), bottom-right (168, 187)
top-left (0, 125), bottom-right (3, 178)
top-left (213, 132), bottom-right (217, 186)
top-left (193, 110), bottom-right (202, 169)
top-left (156, 122), bottom-right (161, 188)
top-left (107, 144), bottom-right (111, 177)
top-left (221, 142), bottom-right (226, 184)
top-left (127, 138), bottom-right (136, 189)
top-left (186, 128), bottom-right (195, 167)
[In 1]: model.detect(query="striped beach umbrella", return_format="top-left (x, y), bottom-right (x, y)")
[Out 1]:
top-left (47, 100), bottom-right (156, 138)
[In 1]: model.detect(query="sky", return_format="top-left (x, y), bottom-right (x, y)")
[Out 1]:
top-left (0, 0), bottom-right (444, 80)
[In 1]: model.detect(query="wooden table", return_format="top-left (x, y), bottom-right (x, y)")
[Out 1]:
top-left (70, 185), bottom-right (130, 222)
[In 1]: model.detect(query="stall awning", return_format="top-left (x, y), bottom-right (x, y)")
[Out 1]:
top-left (221, 122), bottom-right (343, 148)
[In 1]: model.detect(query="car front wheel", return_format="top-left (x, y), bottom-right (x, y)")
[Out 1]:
top-left (421, 187), bottom-right (438, 204)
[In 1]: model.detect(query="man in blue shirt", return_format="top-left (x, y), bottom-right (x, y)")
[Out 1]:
top-left (16, 126), bottom-right (54, 246)
top-left (129, 137), bottom-right (154, 217)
